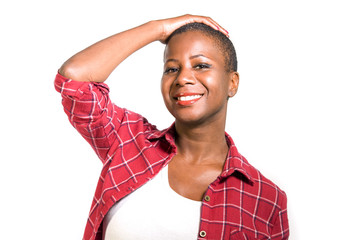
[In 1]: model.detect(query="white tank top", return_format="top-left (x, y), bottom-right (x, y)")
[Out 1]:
top-left (102, 165), bottom-right (202, 240)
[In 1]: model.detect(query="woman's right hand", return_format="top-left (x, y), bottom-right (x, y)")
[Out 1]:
top-left (155, 14), bottom-right (229, 43)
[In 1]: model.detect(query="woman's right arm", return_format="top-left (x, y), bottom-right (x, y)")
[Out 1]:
top-left (59, 15), bottom-right (227, 83)
top-left (55, 15), bottom-right (227, 162)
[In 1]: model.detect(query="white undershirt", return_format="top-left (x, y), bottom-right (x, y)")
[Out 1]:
top-left (102, 165), bottom-right (202, 240)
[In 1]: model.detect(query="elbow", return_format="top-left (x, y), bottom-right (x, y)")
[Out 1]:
top-left (59, 60), bottom-right (89, 82)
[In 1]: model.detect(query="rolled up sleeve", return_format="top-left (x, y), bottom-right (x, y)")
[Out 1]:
top-left (54, 73), bottom-right (124, 163)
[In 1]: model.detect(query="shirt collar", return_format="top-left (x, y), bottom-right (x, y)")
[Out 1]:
top-left (147, 124), bottom-right (254, 184)
top-left (221, 133), bottom-right (255, 184)
top-left (147, 122), bottom-right (176, 143)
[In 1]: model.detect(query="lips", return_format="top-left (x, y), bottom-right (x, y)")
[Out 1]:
top-left (173, 93), bottom-right (204, 106)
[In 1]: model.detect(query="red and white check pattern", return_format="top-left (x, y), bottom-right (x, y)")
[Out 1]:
top-left (55, 73), bottom-right (289, 240)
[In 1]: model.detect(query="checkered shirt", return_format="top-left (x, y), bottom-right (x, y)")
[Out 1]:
top-left (54, 73), bottom-right (289, 240)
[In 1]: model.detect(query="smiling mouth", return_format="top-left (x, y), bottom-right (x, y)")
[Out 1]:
top-left (174, 94), bottom-right (204, 106)
top-left (176, 94), bottom-right (203, 101)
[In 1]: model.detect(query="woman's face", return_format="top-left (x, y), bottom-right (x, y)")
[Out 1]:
top-left (161, 31), bottom-right (238, 126)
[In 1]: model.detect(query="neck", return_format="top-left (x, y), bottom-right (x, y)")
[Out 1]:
top-left (174, 119), bottom-right (229, 165)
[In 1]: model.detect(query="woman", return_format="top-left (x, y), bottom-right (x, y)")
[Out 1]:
top-left (55, 15), bottom-right (289, 240)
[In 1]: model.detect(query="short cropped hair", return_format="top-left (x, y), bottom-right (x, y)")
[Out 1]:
top-left (166, 22), bottom-right (238, 72)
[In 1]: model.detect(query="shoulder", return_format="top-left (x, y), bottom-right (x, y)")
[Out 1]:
top-left (225, 133), bottom-right (287, 208)
top-left (248, 163), bottom-right (287, 204)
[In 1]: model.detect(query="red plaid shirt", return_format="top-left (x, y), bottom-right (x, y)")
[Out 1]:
top-left (55, 73), bottom-right (289, 240)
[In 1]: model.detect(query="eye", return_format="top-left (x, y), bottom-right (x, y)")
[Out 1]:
top-left (194, 63), bottom-right (211, 70)
top-left (164, 67), bottom-right (179, 74)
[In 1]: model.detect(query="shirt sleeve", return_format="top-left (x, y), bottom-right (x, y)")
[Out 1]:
top-left (270, 191), bottom-right (290, 239)
top-left (54, 73), bottom-right (137, 163)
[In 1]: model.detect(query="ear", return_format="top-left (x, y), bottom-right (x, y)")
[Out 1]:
top-left (228, 71), bottom-right (239, 98)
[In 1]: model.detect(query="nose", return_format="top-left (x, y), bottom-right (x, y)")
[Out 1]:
top-left (174, 67), bottom-right (196, 86)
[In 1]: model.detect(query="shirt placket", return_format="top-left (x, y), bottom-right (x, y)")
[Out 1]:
top-left (198, 188), bottom-right (214, 239)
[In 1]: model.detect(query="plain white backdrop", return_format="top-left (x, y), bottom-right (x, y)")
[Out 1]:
top-left (1, 0), bottom-right (360, 239)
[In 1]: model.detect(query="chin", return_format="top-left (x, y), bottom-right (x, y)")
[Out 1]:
top-left (167, 102), bottom-right (227, 127)
top-left (175, 112), bottom-right (219, 128)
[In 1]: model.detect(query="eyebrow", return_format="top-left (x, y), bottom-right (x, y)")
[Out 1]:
top-left (190, 54), bottom-right (206, 59)
top-left (165, 54), bottom-right (207, 63)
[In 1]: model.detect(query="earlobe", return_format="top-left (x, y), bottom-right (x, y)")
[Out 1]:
top-left (228, 72), bottom-right (239, 98)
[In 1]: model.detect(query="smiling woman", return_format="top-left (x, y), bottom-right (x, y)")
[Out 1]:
top-left (55, 14), bottom-right (289, 240)
top-left (162, 29), bottom-right (239, 128)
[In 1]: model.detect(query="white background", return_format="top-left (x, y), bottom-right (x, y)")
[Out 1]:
top-left (1, 0), bottom-right (360, 239)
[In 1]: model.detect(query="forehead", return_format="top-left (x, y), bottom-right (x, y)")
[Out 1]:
top-left (164, 31), bottom-right (223, 62)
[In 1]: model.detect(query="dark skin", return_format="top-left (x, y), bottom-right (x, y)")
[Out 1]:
top-left (168, 141), bottom-right (228, 201)
top-left (59, 15), bottom-right (238, 202)
top-left (162, 31), bottom-right (239, 200)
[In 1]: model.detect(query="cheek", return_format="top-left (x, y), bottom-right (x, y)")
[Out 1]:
top-left (160, 79), bottom-right (176, 116)
top-left (160, 78), bottom-right (171, 102)
top-left (204, 74), bottom-right (229, 98)
top-left (160, 78), bottom-right (167, 95)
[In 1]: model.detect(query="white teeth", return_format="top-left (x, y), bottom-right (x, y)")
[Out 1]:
top-left (177, 95), bottom-right (202, 101)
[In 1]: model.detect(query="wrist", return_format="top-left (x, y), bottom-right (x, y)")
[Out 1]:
top-left (148, 19), bottom-right (168, 43)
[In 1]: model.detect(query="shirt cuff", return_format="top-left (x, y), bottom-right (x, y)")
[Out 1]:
top-left (54, 72), bottom-right (110, 98)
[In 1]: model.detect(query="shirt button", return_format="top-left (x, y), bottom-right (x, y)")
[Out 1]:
top-left (204, 195), bottom-right (210, 202)
top-left (199, 230), bottom-right (207, 238)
